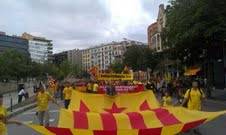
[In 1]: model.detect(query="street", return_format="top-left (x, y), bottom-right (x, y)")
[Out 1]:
top-left (8, 102), bottom-right (60, 135)
top-left (7, 99), bottom-right (226, 135)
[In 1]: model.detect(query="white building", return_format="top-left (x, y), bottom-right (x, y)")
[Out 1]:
top-left (82, 40), bottom-right (146, 71)
top-left (22, 33), bottom-right (53, 63)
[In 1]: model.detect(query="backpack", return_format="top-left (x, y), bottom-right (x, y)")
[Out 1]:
top-left (182, 88), bottom-right (203, 108)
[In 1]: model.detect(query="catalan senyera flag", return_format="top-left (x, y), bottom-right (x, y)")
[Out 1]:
top-left (29, 91), bottom-right (225, 135)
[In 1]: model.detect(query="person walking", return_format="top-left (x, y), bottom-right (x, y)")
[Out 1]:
top-left (18, 87), bottom-right (25, 103)
top-left (92, 81), bottom-right (99, 94)
top-left (0, 95), bottom-right (21, 135)
top-left (36, 86), bottom-right (59, 126)
top-left (86, 81), bottom-right (93, 93)
top-left (182, 81), bottom-right (205, 111)
top-left (106, 81), bottom-right (116, 96)
top-left (63, 82), bottom-right (73, 109)
top-left (161, 91), bottom-right (173, 107)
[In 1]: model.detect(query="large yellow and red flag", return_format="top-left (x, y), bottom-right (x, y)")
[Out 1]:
top-left (30, 91), bottom-right (225, 135)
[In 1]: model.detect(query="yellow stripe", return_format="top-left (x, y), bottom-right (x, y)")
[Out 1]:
top-left (167, 107), bottom-right (225, 123)
top-left (142, 111), bottom-right (163, 128)
top-left (117, 129), bottom-right (138, 135)
top-left (87, 113), bottom-right (103, 130)
top-left (69, 91), bottom-right (160, 112)
top-left (58, 109), bottom-right (73, 128)
top-left (161, 124), bottom-right (183, 135)
top-left (71, 129), bottom-right (93, 135)
top-left (28, 125), bottom-right (55, 135)
top-left (114, 113), bottom-right (132, 129)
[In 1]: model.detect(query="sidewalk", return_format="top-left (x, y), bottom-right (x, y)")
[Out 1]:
top-left (3, 87), bottom-right (35, 108)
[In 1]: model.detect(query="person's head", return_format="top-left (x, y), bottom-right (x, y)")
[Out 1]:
top-left (164, 91), bottom-right (170, 97)
top-left (39, 86), bottom-right (45, 93)
top-left (192, 81), bottom-right (199, 89)
top-left (65, 81), bottom-right (70, 87)
top-left (0, 95), bottom-right (3, 106)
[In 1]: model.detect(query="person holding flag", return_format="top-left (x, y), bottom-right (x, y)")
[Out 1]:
top-left (182, 81), bottom-right (205, 110)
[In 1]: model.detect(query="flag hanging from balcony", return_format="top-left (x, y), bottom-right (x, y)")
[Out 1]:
top-left (29, 91), bottom-right (225, 135)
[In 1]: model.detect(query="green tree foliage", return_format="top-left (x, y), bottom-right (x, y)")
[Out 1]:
top-left (0, 49), bottom-right (30, 80)
top-left (58, 60), bottom-right (80, 78)
top-left (123, 46), bottom-right (159, 71)
top-left (0, 49), bottom-right (80, 81)
top-left (110, 61), bottom-right (124, 73)
top-left (164, 0), bottom-right (226, 66)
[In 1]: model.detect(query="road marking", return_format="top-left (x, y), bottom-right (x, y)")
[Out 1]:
top-left (49, 119), bottom-right (55, 122)
top-left (23, 121), bottom-right (33, 124)
top-left (22, 119), bottom-right (55, 124)
top-left (22, 110), bottom-right (59, 115)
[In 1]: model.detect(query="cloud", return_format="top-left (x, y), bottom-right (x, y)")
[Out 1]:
top-left (0, 0), bottom-right (168, 53)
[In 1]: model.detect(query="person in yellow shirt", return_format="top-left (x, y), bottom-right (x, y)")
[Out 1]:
top-left (63, 82), bottom-right (73, 109)
top-left (92, 81), bottom-right (99, 93)
top-left (36, 86), bottom-right (59, 126)
top-left (86, 81), bottom-right (93, 93)
top-left (182, 81), bottom-right (205, 111)
top-left (0, 95), bottom-right (21, 135)
top-left (162, 91), bottom-right (173, 107)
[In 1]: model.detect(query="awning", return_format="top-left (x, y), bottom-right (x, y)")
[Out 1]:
top-left (184, 67), bottom-right (201, 76)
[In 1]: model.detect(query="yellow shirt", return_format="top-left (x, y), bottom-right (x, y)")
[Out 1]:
top-left (184, 88), bottom-right (205, 110)
top-left (0, 105), bottom-right (7, 135)
top-left (93, 84), bottom-right (99, 92)
top-left (37, 92), bottom-right (51, 111)
top-left (87, 83), bottom-right (92, 90)
top-left (163, 96), bottom-right (172, 107)
top-left (63, 87), bottom-right (72, 100)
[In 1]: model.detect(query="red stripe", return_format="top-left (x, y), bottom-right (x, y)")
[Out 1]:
top-left (100, 113), bottom-right (117, 130)
top-left (138, 128), bottom-right (162, 135)
top-left (73, 111), bottom-right (88, 129)
top-left (181, 119), bottom-right (206, 132)
top-left (94, 130), bottom-right (117, 135)
top-left (140, 100), bottom-right (151, 111)
top-left (126, 112), bottom-right (147, 129)
top-left (46, 127), bottom-right (73, 135)
top-left (79, 100), bottom-right (90, 112)
top-left (153, 108), bottom-right (181, 125)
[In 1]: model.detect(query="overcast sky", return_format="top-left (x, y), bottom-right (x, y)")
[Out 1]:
top-left (0, 0), bottom-right (168, 53)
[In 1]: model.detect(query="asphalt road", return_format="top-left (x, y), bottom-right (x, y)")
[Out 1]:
top-left (8, 102), bottom-right (60, 135)
top-left (7, 99), bottom-right (226, 135)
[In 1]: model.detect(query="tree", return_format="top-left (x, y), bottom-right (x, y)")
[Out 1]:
top-left (110, 61), bottom-right (124, 73)
top-left (0, 49), bottom-right (30, 81)
top-left (123, 46), bottom-right (159, 71)
top-left (164, 0), bottom-right (226, 66)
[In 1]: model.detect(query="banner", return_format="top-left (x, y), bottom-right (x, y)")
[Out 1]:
top-left (97, 73), bottom-right (133, 81)
top-left (98, 85), bottom-right (144, 93)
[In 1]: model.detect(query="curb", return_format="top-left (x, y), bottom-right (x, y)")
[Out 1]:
top-left (8, 103), bottom-right (37, 118)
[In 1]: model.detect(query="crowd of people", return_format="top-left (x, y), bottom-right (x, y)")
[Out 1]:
top-left (146, 76), bottom-right (208, 110)
top-left (0, 75), bottom-right (211, 135)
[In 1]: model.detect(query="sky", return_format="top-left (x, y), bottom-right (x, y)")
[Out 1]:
top-left (0, 0), bottom-right (168, 53)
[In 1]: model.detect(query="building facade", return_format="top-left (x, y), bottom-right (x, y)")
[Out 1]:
top-left (22, 33), bottom-right (53, 63)
top-left (0, 32), bottom-right (29, 56)
top-left (148, 4), bottom-right (166, 52)
top-left (68, 49), bottom-right (82, 69)
top-left (82, 49), bottom-right (91, 71)
top-left (52, 51), bottom-right (68, 65)
top-left (82, 40), bottom-right (146, 71)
